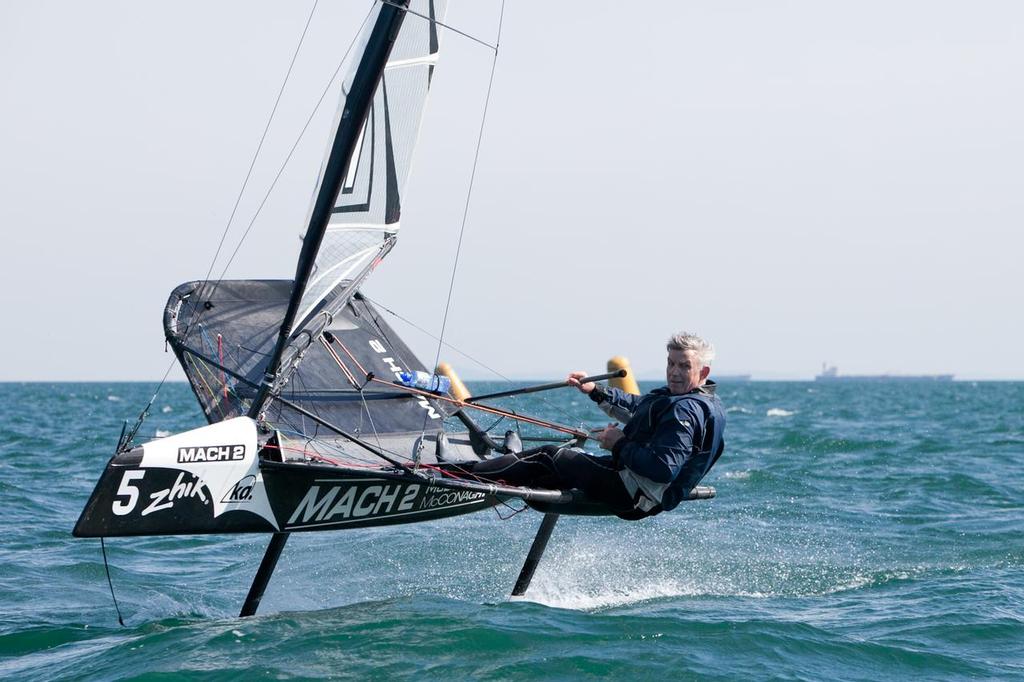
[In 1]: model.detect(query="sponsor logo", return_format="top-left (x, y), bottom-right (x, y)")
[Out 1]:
top-left (142, 471), bottom-right (208, 516)
top-left (287, 483), bottom-right (420, 526)
top-left (222, 474), bottom-right (256, 503)
top-left (419, 487), bottom-right (486, 510)
top-left (177, 444), bottom-right (246, 463)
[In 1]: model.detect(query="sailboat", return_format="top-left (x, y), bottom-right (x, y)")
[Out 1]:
top-left (74, 0), bottom-right (715, 617)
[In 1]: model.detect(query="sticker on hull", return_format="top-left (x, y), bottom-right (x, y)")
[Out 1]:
top-left (284, 480), bottom-right (488, 530)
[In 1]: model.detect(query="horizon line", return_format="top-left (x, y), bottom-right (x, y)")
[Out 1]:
top-left (2, 376), bottom-right (1022, 384)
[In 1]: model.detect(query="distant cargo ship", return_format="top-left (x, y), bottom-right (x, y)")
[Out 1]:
top-left (815, 364), bottom-right (953, 382)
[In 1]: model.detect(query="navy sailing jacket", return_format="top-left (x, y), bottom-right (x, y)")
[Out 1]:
top-left (592, 382), bottom-right (726, 512)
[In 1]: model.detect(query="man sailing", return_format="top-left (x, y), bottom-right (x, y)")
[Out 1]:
top-left (450, 332), bottom-right (726, 519)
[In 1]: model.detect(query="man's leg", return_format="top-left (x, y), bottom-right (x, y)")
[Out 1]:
top-left (446, 446), bottom-right (564, 489)
top-left (545, 447), bottom-right (634, 512)
top-left (451, 446), bottom-right (634, 513)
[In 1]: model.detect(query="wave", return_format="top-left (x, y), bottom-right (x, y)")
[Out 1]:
top-left (766, 408), bottom-right (795, 417)
top-left (511, 579), bottom-right (694, 610)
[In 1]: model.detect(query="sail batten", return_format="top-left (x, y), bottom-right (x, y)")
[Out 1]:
top-left (387, 54), bottom-right (440, 69)
top-left (325, 223), bottom-right (396, 230)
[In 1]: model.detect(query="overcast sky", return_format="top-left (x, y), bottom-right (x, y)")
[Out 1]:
top-left (1, 1), bottom-right (1021, 381)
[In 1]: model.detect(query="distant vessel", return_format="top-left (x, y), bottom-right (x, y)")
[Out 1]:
top-left (815, 364), bottom-right (953, 382)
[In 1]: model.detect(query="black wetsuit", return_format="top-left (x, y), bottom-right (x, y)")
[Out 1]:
top-left (454, 382), bottom-right (726, 519)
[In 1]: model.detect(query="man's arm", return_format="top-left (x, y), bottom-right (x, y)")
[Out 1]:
top-left (567, 371), bottom-right (641, 421)
top-left (590, 384), bottom-right (641, 422)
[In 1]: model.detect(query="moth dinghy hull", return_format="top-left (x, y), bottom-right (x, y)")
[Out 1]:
top-left (74, 416), bottom-right (580, 538)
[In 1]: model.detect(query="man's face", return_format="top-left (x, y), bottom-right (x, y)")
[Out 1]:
top-left (666, 349), bottom-right (708, 395)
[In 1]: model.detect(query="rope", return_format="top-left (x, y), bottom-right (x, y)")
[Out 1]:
top-left (320, 336), bottom-right (360, 388)
top-left (324, 336), bottom-right (405, 455)
top-left (323, 335), bottom-right (586, 439)
top-left (362, 294), bottom-right (586, 428)
top-left (100, 538), bottom-right (125, 627)
top-left (380, 374), bottom-right (590, 439)
top-left (422, 0), bottom-right (507, 439)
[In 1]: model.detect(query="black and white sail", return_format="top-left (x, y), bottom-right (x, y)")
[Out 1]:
top-left (297, 0), bottom-right (443, 327)
top-left (162, 0), bottom-right (454, 468)
top-left (75, 0), bottom-right (515, 542)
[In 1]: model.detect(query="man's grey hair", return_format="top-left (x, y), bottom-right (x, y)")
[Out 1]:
top-left (667, 332), bottom-right (715, 366)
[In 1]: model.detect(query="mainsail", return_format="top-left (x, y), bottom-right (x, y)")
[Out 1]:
top-left (297, 0), bottom-right (445, 328)
top-left (162, 0), bottom-right (452, 462)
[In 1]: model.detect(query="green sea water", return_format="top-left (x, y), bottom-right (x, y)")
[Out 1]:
top-left (1, 380), bottom-right (1022, 680)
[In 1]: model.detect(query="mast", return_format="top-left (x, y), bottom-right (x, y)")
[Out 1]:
top-left (238, 0), bottom-right (412, 619)
top-left (248, 0), bottom-right (411, 419)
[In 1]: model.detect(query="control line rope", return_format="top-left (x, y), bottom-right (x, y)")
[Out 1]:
top-left (324, 337), bottom-right (589, 440)
top-left (361, 294), bottom-right (585, 427)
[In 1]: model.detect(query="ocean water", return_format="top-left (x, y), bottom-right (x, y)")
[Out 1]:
top-left (1, 380), bottom-right (1022, 680)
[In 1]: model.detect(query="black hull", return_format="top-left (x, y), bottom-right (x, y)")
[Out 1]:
top-left (74, 460), bottom-right (499, 538)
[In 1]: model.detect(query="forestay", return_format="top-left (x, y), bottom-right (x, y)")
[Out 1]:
top-left (296, 0), bottom-right (447, 327)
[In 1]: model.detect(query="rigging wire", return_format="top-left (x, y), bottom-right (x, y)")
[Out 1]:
top-left (132, 3), bottom-right (506, 441)
top-left (363, 294), bottom-right (585, 428)
top-left (493, 498), bottom-right (529, 520)
top-left (285, 367), bottom-right (322, 454)
top-left (181, 0), bottom-right (322, 342)
top-left (125, 3), bottom-right (374, 443)
top-left (121, 1), bottom-right (324, 441)
top-left (362, 295), bottom-right (510, 379)
top-left (177, 2), bottom-right (507, 426)
top-left (188, 3), bottom-right (377, 321)
top-left (421, 0), bottom-right (507, 440)
top-left (381, 0), bottom-right (497, 51)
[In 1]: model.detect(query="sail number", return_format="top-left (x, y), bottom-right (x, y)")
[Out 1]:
top-left (367, 338), bottom-right (440, 419)
top-left (111, 470), bottom-right (146, 516)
